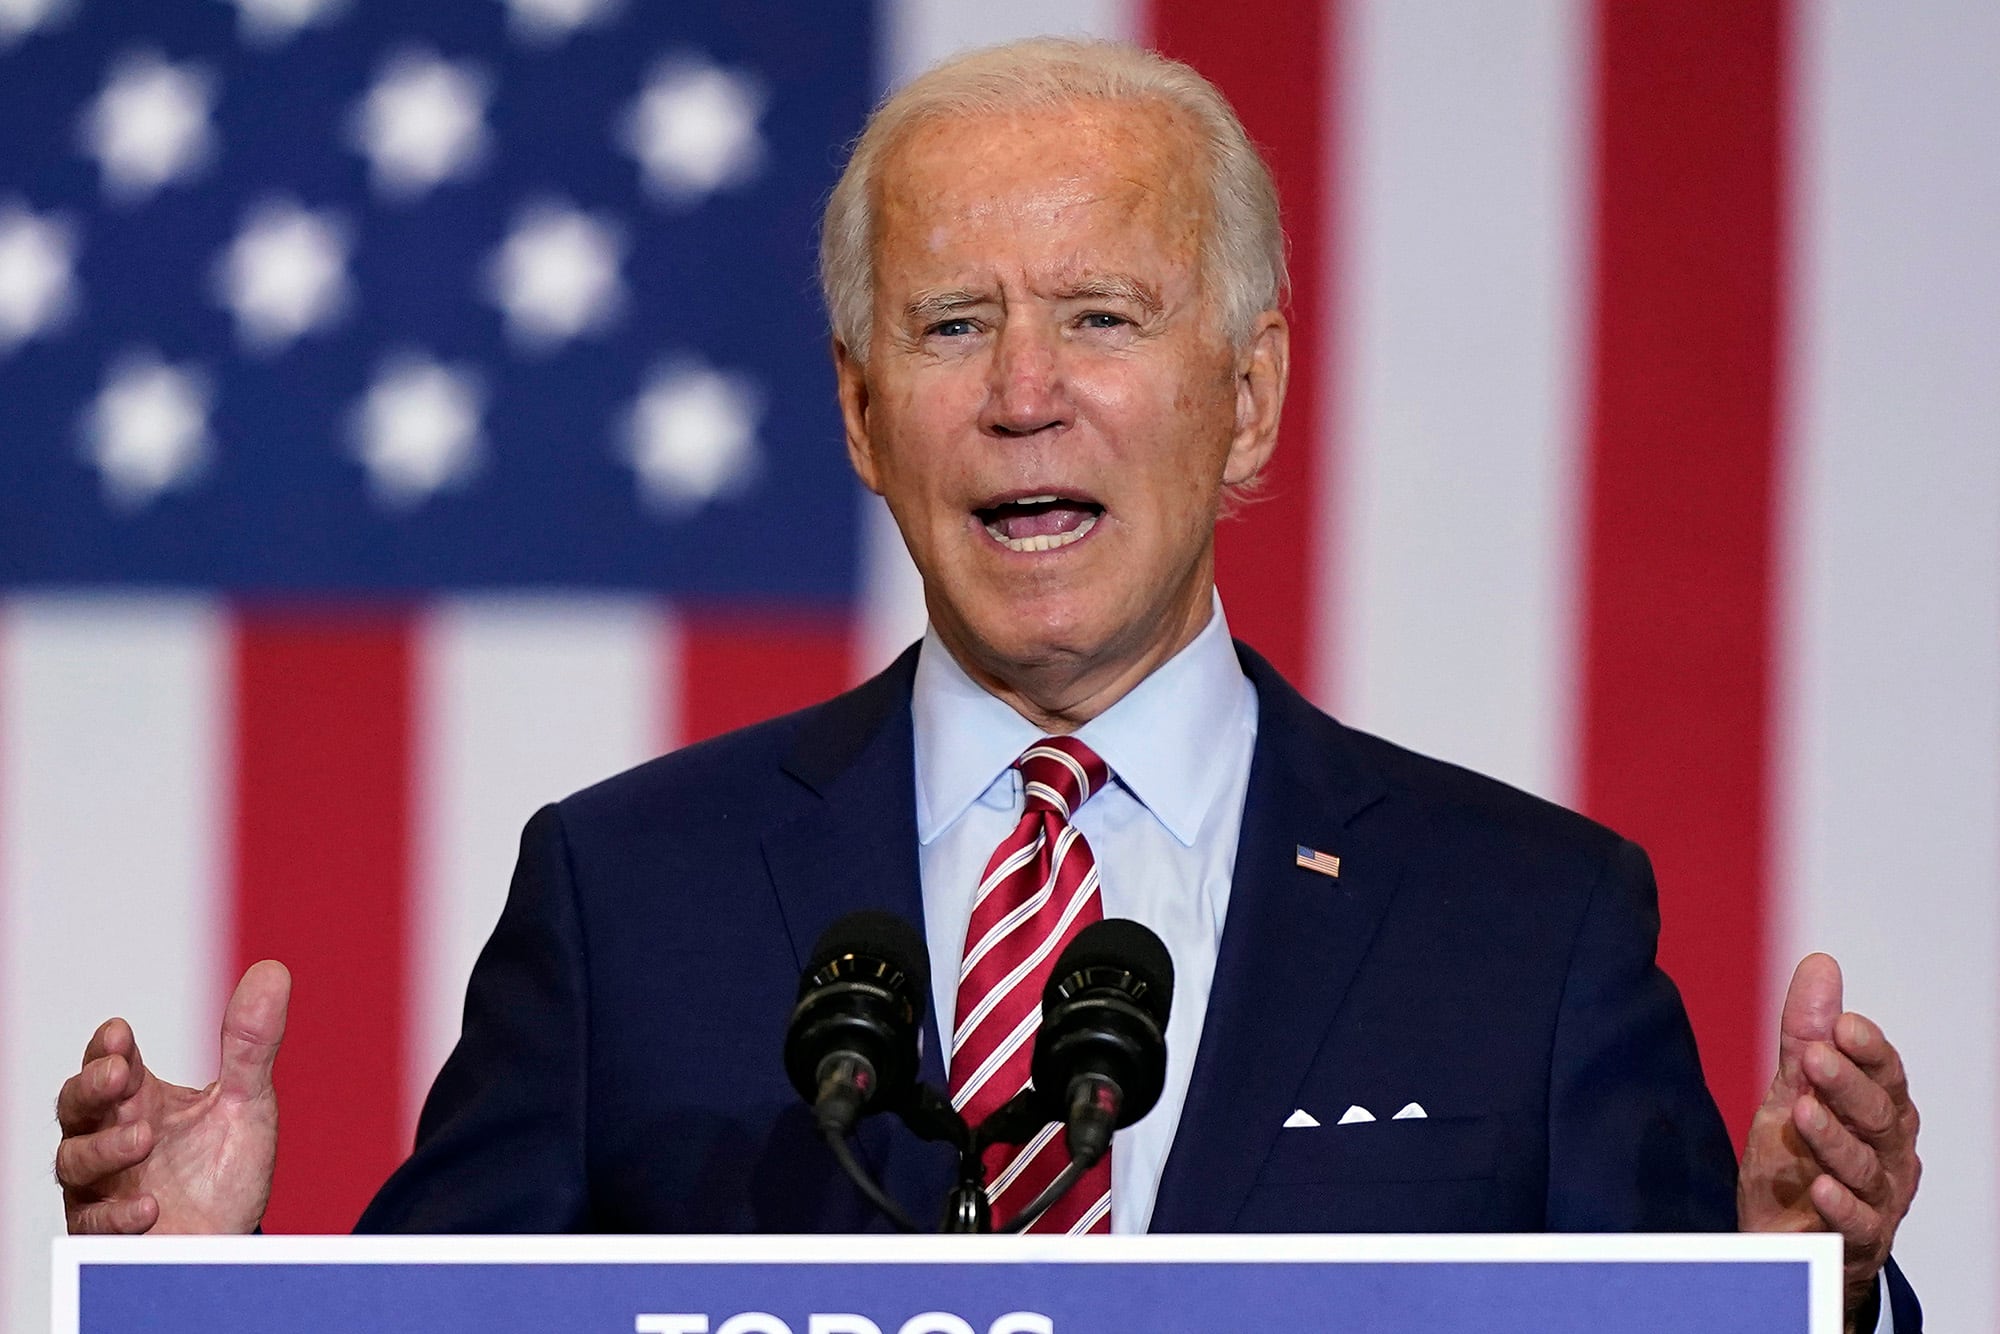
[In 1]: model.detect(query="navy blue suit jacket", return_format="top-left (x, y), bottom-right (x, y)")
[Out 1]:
top-left (357, 642), bottom-right (1918, 1327)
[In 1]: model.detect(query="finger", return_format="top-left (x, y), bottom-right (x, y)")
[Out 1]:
top-left (55, 1053), bottom-right (138, 1135)
top-left (1804, 1040), bottom-right (1901, 1151)
top-left (1792, 1093), bottom-right (1888, 1205)
top-left (1775, 954), bottom-right (1843, 1084)
top-left (54, 1120), bottom-right (153, 1191)
top-left (1783, 954), bottom-right (1843, 1041)
top-left (80, 1017), bottom-right (148, 1089)
top-left (79, 1017), bottom-right (121, 1065)
top-left (1809, 1173), bottom-right (1887, 1257)
top-left (216, 959), bottom-right (290, 1102)
top-left (1835, 1012), bottom-right (1912, 1108)
top-left (67, 1194), bottom-right (159, 1236)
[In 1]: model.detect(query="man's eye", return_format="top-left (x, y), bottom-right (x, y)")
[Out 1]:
top-left (927, 318), bottom-right (976, 338)
top-left (1078, 312), bottom-right (1129, 330)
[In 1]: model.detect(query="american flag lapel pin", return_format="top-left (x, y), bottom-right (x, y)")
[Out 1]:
top-left (1295, 845), bottom-right (1341, 879)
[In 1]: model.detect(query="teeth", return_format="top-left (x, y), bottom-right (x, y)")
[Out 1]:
top-left (987, 511), bottom-right (1098, 553)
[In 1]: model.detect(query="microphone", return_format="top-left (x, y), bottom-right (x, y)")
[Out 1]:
top-left (783, 910), bottom-right (929, 1140)
top-left (1030, 918), bottom-right (1174, 1168)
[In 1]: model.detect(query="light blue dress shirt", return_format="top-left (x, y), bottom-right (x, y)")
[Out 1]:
top-left (912, 597), bottom-right (1257, 1234)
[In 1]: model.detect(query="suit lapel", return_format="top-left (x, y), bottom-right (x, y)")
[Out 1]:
top-left (760, 643), bottom-right (947, 1090)
top-left (1150, 645), bottom-right (1401, 1232)
top-left (758, 644), bottom-right (961, 1221)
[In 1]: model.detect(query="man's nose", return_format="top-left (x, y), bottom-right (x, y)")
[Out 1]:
top-left (980, 320), bottom-right (1069, 438)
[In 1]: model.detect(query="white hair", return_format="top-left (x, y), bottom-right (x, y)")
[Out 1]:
top-left (819, 37), bottom-right (1287, 363)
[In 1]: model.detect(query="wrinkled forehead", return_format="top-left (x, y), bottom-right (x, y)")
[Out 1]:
top-left (868, 99), bottom-right (1212, 281)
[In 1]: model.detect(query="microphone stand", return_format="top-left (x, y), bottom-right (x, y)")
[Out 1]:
top-left (822, 1084), bottom-right (1101, 1235)
top-left (821, 1128), bottom-right (921, 1233)
top-left (822, 1081), bottom-right (990, 1234)
top-left (997, 1157), bottom-right (1091, 1234)
top-left (896, 1085), bottom-right (992, 1234)
top-left (967, 1088), bottom-right (1101, 1235)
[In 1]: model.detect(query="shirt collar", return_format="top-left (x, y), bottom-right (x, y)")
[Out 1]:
top-left (912, 594), bottom-right (1249, 848)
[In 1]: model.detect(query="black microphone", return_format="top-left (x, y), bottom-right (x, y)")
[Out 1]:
top-left (1030, 918), bottom-right (1174, 1168)
top-left (783, 910), bottom-right (929, 1139)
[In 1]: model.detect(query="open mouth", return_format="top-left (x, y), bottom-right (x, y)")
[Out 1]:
top-left (975, 494), bottom-right (1105, 553)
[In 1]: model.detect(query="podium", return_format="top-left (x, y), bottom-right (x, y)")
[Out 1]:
top-left (55, 1233), bottom-right (1840, 1333)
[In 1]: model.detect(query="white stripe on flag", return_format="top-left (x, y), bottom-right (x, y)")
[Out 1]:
top-left (854, 502), bottom-right (927, 684)
top-left (0, 597), bottom-right (228, 1334)
top-left (1323, 0), bottom-right (1587, 804)
top-left (410, 598), bottom-right (667, 1133)
top-left (1774, 3), bottom-right (2000, 1326)
top-left (884, 0), bottom-right (1140, 90)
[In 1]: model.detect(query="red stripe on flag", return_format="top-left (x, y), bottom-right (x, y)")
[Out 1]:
top-left (1578, 0), bottom-right (1789, 1143)
top-left (229, 610), bottom-right (413, 1231)
top-left (674, 610), bottom-right (853, 747)
top-left (1146, 0), bottom-right (1338, 688)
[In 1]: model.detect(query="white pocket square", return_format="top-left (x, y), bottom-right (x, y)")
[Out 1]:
top-left (1282, 1108), bottom-right (1320, 1128)
top-left (1392, 1102), bottom-right (1428, 1120)
top-left (1335, 1104), bottom-right (1376, 1125)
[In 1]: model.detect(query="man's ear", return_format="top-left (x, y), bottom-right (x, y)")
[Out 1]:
top-left (833, 336), bottom-right (884, 496)
top-left (1222, 310), bottom-right (1289, 488)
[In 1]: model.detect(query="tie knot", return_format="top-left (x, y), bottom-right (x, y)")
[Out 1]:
top-left (1015, 736), bottom-right (1109, 821)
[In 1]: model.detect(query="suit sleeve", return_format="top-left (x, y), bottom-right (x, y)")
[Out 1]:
top-left (355, 803), bottom-right (592, 1232)
top-left (1886, 1261), bottom-right (1923, 1330)
top-left (1547, 840), bottom-right (1927, 1326)
top-left (1545, 836), bottom-right (1738, 1231)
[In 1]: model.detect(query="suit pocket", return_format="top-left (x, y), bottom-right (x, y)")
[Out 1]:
top-left (1254, 1114), bottom-right (1497, 1185)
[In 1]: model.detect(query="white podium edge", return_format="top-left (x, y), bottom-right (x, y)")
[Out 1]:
top-left (53, 1232), bottom-right (1842, 1333)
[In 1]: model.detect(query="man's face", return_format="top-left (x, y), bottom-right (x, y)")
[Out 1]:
top-left (837, 100), bottom-right (1286, 716)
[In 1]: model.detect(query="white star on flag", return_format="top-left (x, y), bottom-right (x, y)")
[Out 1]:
top-left (619, 57), bottom-right (766, 205)
top-left (0, 0), bottom-right (73, 45)
top-left (226, 0), bottom-right (347, 46)
top-left (213, 198), bottom-right (351, 353)
top-left (0, 202), bottom-right (76, 352)
top-left (502, 0), bottom-right (621, 47)
top-left (348, 49), bottom-right (491, 200)
top-left (483, 201), bottom-right (625, 352)
top-left (78, 51), bottom-right (216, 202)
top-left (79, 350), bottom-right (213, 510)
top-left (349, 353), bottom-right (486, 508)
top-left (620, 360), bottom-right (762, 512)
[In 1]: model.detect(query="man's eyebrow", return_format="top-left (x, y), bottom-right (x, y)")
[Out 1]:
top-left (1057, 277), bottom-right (1162, 313)
top-left (903, 290), bottom-right (989, 324)
top-left (901, 278), bottom-right (1163, 325)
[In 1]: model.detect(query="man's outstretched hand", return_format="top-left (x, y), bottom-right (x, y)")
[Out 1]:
top-left (56, 960), bottom-right (290, 1235)
top-left (1739, 953), bottom-right (1920, 1330)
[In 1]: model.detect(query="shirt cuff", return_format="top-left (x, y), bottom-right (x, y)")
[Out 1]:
top-left (1867, 1269), bottom-right (1894, 1334)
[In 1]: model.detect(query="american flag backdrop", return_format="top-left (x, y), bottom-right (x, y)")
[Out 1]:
top-left (1, 0), bottom-right (1994, 1327)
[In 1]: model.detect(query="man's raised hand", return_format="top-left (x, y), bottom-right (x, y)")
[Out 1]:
top-left (56, 960), bottom-right (290, 1235)
top-left (1738, 953), bottom-right (1920, 1329)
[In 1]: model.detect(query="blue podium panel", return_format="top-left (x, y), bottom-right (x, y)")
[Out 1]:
top-left (55, 1234), bottom-right (1841, 1334)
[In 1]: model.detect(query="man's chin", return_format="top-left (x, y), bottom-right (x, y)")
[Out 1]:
top-left (936, 604), bottom-right (1095, 672)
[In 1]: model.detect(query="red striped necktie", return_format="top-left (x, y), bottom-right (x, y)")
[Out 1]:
top-left (948, 735), bottom-right (1113, 1234)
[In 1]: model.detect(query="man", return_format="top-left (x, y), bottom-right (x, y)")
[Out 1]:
top-left (54, 37), bottom-right (1920, 1329)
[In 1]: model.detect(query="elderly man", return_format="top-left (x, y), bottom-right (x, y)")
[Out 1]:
top-left (55, 37), bottom-right (1919, 1331)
